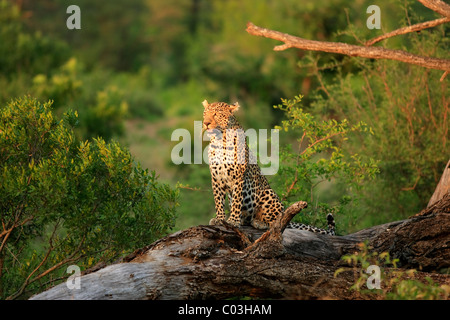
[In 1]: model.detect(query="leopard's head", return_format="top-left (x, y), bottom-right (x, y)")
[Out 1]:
top-left (202, 100), bottom-right (240, 135)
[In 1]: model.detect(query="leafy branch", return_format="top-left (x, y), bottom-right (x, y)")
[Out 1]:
top-left (273, 96), bottom-right (379, 221)
top-left (274, 95), bottom-right (379, 230)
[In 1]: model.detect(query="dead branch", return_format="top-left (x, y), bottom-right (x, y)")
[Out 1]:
top-left (427, 160), bottom-right (450, 208)
top-left (365, 17), bottom-right (450, 46)
top-left (245, 201), bottom-right (308, 258)
top-left (246, 22), bottom-right (450, 72)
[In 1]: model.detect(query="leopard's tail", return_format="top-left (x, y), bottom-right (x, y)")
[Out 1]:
top-left (287, 213), bottom-right (335, 235)
top-left (326, 213), bottom-right (335, 235)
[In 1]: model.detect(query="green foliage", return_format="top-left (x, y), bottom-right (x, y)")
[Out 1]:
top-left (20, 0), bottom-right (150, 71)
top-left (0, 0), bottom-right (447, 243)
top-left (0, 0), bottom-right (70, 104)
top-left (304, 18), bottom-right (449, 228)
top-left (0, 97), bottom-right (178, 299)
top-left (390, 276), bottom-right (450, 300)
top-left (0, 1), bottom-right (129, 141)
top-left (0, 0), bottom-right (70, 76)
top-left (30, 57), bottom-right (131, 141)
top-left (270, 95), bottom-right (379, 232)
top-left (335, 243), bottom-right (450, 300)
top-left (83, 86), bottom-right (129, 140)
top-left (32, 57), bottom-right (82, 108)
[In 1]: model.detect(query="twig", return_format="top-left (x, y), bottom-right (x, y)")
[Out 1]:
top-left (283, 176), bottom-right (298, 202)
top-left (401, 174), bottom-right (421, 191)
top-left (6, 222), bottom-right (88, 300)
top-left (365, 17), bottom-right (450, 46)
top-left (282, 132), bottom-right (305, 201)
top-left (6, 220), bottom-right (61, 300)
top-left (299, 132), bottom-right (343, 157)
top-left (177, 184), bottom-right (209, 192)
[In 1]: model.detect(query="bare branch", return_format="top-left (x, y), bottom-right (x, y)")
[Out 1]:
top-left (245, 201), bottom-right (308, 258)
top-left (427, 159), bottom-right (450, 208)
top-left (246, 22), bottom-right (450, 72)
top-left (365, 17), bottom-right (450, 46)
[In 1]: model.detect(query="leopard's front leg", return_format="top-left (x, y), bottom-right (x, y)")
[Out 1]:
top-left (209, 175), bottom-right (226, 226)
top-left (227, 177), bottom-right (244, 227)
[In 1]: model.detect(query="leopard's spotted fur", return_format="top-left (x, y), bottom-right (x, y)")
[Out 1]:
top-left (202, 100), bottom-right (335, 235)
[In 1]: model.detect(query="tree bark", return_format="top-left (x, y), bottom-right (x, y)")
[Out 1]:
top-left (372, 192), bottom-right (450, 272)
top-left (30, 196), bottom-right (450, 300)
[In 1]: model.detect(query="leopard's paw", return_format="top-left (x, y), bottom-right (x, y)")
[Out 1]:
top-left (226, 218), bottom-right (241, 228)
top-left (251, 219), bottom-right (270, 230)
top-left (209, 217), bottom-right (224, 226)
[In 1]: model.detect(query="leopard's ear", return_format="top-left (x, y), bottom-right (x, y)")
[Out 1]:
top-left (230, 102), bottom-right (240, 113)
top-left (202, 100), bottom-right (209, 108)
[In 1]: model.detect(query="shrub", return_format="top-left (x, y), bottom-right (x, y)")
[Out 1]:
top-left (270, 95), bottom-right (379, 233)
top-left (335, 242), bottom-right (450, 300)
top-left (0, 96), bottom-right (178, 299)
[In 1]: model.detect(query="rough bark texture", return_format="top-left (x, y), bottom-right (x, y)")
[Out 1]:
top-left (30, 196), bottom-right (450, 300)
top-left (371, 191), bottom-right (450, 272)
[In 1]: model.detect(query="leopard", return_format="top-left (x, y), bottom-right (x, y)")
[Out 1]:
top-left (202, 100), bottom-right (335, 235)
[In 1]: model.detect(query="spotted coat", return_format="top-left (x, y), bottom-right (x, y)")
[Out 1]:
top-left (202, 100), bottom-right (335, 234)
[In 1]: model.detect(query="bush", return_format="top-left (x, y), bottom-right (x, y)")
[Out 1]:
top-left (32, 58), bottom-right (129, 141)
top-left (335, 242), bottom-right (450, 300)
top-left (270, 95), bottom-right (379, 233)
top-left (0, 0), bottom-right (70, 77)
top-left (0, 96), bottom-right (178, 299)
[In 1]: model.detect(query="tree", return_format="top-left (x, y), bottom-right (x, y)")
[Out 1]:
top-left (0, 97), bottom-right (178, 299)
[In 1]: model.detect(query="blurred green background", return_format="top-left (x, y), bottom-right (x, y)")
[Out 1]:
top-left (1, 0), bottom-right (448, 233)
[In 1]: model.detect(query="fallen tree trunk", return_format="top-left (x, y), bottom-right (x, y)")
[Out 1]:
top-left (372, 191), bottom-right (450, 272)
top-left (30, 195), bottom-right (450, 300)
